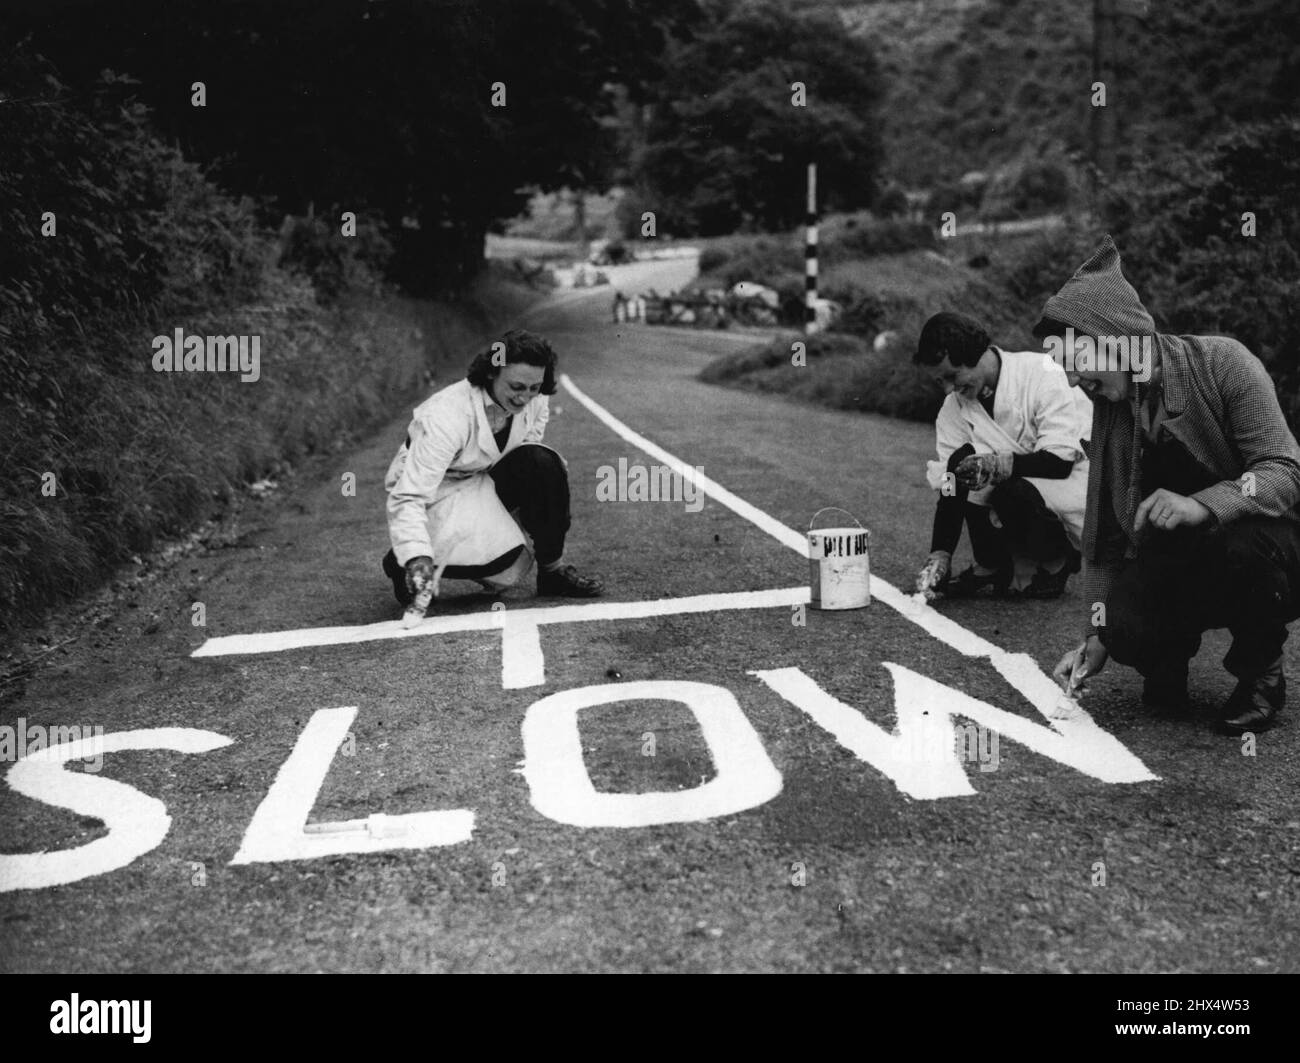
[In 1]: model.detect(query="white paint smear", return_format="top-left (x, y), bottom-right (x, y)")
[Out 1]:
top-left (753, 665), bottom-right (1156, 799)
top-left (192, 586), bottom-right (808, 658)
top-left (0, 728), bottom-right (234, 893)
top-left (562, 375), bottom-right (1151, 765)
top-left (501, 614), bottom-right (545, 689)
top-left (520, 680), bottom-right (782, 827)
top-left (231, 707), bottom-right (473, 864)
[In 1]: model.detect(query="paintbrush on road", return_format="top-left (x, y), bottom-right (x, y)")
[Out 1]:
top-left (401, 562), bottom-right (447, 629)
top-left (1053, 655), bottom-right (1089, 719)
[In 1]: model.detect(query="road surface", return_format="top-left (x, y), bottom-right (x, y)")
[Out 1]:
top-left (2, 259), bottom-right (1298, 973)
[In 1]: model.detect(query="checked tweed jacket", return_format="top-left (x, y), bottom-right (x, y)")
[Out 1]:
top-left (1037, 235), bottom-right (1300, 636)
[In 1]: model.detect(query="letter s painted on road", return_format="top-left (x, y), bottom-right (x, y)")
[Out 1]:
top-left (0, 728), bottom-right (233, 892)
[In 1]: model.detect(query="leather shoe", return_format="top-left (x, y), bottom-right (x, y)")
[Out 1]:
top-left (941, 565), bottom-right (1011, 599)
top-left (1219, 659), bottom-right (1286, 734)
top-left (537, 564), bottom-right (604, 598)
top-left (1019, 564), bottom-right (1072, 599)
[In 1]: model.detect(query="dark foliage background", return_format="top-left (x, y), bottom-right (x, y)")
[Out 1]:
top-left (1103, 118), bottom-right (1300, 424)
top-left (624, 0), bottom-right (884, 236)
top-left (4, 0), bottom-right (703, 291)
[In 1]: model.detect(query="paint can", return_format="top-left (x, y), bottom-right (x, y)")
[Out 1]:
top-left (808, 508), bottom-right (871, 610)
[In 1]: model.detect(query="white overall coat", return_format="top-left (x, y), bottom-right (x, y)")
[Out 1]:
top-left (386, 379), bottom-right (551, 570)
top-left (925, 350), bottom-right (1092, 586)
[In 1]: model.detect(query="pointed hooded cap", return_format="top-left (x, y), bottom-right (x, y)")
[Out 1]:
top-left (1035, 234), bottom-right (1156, 339)
top-left (1040, 235), bottom-right (1165, 565)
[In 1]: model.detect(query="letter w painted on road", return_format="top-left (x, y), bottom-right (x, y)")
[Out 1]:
top-left (752, 665), bottom-right (1156, 800)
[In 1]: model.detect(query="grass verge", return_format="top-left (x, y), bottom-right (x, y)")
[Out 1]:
top-left (0, 269), bottom-right (541, 640)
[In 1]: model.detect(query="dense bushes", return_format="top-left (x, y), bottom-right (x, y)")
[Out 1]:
top-left (695, 215), bottom-right (939, 293)
top-left (277, 210), bottom-right (394, 303)
top-left (627, 1), bottom-right (884, 237)
top-left (699, 332), bottom-right (939, 422)
top-left (0, 50), bottom-right (518, 632)
top-left (979, 157), bottom-right (1075, 221)
top-left (980, 224), bottom-right (1098, 320)
top-left (696, 237), bottom-right (806, 288)
top-left (0, 55), bottom-right (271, 417)
top-left (697, 119), bottom-right (1300, 435)
top-left (818, 217), bottom-right (938, 262)
top-left (1102, 117), bottom-right (1300, 424)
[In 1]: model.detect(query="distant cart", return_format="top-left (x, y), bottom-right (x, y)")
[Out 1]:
top-left (619, 289), bottom-right (730, 328)
top-left (614, 284), bottom-right (834, 331)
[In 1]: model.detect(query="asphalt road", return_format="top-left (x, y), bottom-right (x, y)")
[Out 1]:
top-left (2, 260), bottom-right (1298, 973)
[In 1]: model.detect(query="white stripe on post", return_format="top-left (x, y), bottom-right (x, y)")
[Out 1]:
top-left (805, 162), bottom-right (817, 336)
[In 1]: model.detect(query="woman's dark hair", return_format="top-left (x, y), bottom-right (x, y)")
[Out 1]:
top-left (466, 329), bottom-right (558, 395)
top-left (913, 311), bottom-right (991, 367)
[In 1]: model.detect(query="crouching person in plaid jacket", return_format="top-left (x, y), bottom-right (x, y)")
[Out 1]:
top-left (1046, 235), bottom-right (1300, 734)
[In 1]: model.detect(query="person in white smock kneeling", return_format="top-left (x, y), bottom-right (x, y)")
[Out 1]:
top-left (381, 329), bottom-right (603, 614)
top-left (913, 311), bottom-right (1092, 599)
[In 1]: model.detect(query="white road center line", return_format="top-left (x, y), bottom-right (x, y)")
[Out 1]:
top-left (560, 375), bottom-right (809, 554)
top-left (558, 373), bottom-right (1129, 735)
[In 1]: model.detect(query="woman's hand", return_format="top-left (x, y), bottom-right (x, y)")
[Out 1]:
top-left (954, 451), bottom-right (1014, 491)
top-left (405, 556), bottom-right (436, 598)
top-left (916, 550), bottom-right (951, 595)
top-left (1134, 488), bottom-right (1212, 533)
top-left (1052, 636), bottom-right (1109, 693)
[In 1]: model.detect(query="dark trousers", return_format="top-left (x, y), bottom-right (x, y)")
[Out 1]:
top-left (382, 445), bottom-right (572, 590)
top-left (486, 444), bottom-right (571, 568)
top-left (1100, 516), bottom-right (1300, 679)
top-left (964, 478), bottom-right (1070, 570)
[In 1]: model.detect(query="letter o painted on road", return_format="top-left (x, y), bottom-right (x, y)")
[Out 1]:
top-left (521, 681), bottom-right (782, 828)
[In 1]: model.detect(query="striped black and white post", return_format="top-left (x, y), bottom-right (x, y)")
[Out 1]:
top-left (805, 162), bottom-right (817, 335)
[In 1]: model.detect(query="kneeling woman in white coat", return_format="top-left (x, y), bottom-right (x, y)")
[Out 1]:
top-left (913, 311), bottom-right (1092, 598)
top-left (381, 329), bottom-right (603, 612)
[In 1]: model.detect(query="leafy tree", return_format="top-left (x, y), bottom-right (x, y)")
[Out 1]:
top-left (1103, 117), bottom-right (1300, 422)
top-left (3, 0), bottom-right (702, 291)
top-left (627, 0), bottom-right (884, 236)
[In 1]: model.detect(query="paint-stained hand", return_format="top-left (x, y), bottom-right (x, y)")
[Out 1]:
top-left (404, 556), bottom-right (436, 599)
top-left (1052, 635), bottom-right (1109, 694)
top-left (954, 452), bottom-right (1014, 491)
top-left (916, 550), bottom-right (951, 595)
top-left (1133, 488), bottom-right (1212, 533)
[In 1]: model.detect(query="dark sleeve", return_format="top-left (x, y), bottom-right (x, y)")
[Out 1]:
top-left (930, 494), bottom-right (965, 554)
top-left (1012, 450), bottom-right (1072, 479)
top-left (929, 443), bottom-right (975, 553)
